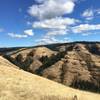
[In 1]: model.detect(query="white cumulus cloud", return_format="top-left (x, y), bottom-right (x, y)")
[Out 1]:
top-left (82, 8), bottom-right (100, 20)
top-left (36, 28), bottom-right (70, 45)
top-left (36, 36), bottom-right (70, 45)
top-left (8, 29), bottom-right (34, 38)
top-left (73, 24), bottom-right (100, 33)
top-left (8, 33), bottom-right (28, 38)
top-left (36, 37), bottom-right (59, 45)
top-left (24, 29), bottom-right (34, 36)
top-left (82, 9), bottom-right (94, 20)
top-left (46, 29), bottom-right (67, 36)
top-left (28, 0), bottom-right (75, 20)
top-left (96, 9), bottom-right (100, 14)
top-left (33, 17), bottom-right (79, 29)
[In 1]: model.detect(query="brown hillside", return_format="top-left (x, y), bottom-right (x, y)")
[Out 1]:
top-left (2, 42), bottom-right (100, 93)
top-left (0, 56), bottom-right (100, 100)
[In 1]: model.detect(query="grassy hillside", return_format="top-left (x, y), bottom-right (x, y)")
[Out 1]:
top-left (3, 42), bottom-right (100, 93)
top-left (0, 56), bottom-right (100, 100)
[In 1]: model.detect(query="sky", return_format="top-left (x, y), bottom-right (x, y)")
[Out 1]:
top-left (0, 0), bottom-right (100, 47)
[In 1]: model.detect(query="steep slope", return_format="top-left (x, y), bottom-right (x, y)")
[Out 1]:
top-left (0, 56), bottom-right (100, 100)
top-left (42, 43), bottom-right (100, 92)
top-left (2, 42), bottom-right (100, 93)
top-left (0, 56), bottom-right (18, 69)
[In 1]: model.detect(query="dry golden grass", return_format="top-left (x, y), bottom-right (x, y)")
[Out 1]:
top-left (33, 47), bottom-right (57, 57)
top-left (0, 56), bottom-right (100, 100)
top-left (0, 56), bottom-right (18, 68)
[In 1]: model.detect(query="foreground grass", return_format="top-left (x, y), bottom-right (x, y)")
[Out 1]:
top-left (0, 56), bottom-right (100, 100)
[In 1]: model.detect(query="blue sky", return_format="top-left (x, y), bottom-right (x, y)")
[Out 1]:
top-left (0, 0), bottom-right (100, 47)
